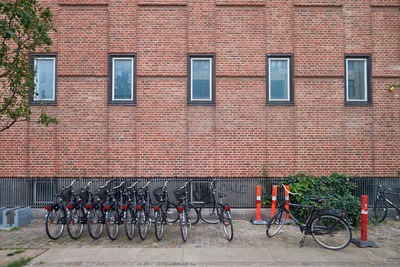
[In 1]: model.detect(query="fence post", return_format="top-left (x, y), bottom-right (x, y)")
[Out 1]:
top-left (352, 195), bottom-right (379, 248)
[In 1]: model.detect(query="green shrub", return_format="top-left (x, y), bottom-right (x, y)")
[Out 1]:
top-left (284, 172), bottom-right (361, 226)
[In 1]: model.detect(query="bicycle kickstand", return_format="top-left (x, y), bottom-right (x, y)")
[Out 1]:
top-left (299, 234), bottom-right (306, 248)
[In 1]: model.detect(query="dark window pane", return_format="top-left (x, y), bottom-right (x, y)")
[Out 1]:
top-left (192, 59), bottom-right (211, 100)
top-left (35, 59), bottom-right (54, 100)
top-left (347, 60), bottom-right (366, 100)
top-left (114, 59), bottom-right (132, 100)
top-left (270, 59), bottom-right (289, 100)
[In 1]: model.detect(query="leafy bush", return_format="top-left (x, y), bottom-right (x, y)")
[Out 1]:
top-left (284, 172), bottom-right (361, 226)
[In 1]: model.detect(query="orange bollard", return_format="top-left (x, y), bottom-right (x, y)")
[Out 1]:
top-left (284, 185), bottom-right (290, 220)
top-left (271, 185), bottom-right (277, 217)
top-left (256, 185), bottom-right (261, 221)
top-left (361, 195), bottom-right (368, 241)
top-left (352, 195), bottom-right (379, 248)
top-left (251, 185), bottom-right (267, 225)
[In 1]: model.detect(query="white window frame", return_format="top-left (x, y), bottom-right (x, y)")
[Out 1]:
top-left (346, 58), bottom-right (368, 102)
top-left (190, 58), bottom-right (212, 101)
top-left (268, 58), bottom-right (290, 101)
top-left (112, 57), bottom-right (134, 101)
top-left (33, 57), bottom-right (56, 101)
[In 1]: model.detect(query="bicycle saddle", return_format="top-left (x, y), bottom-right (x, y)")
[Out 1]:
top-left (310, 197), bottom-right (324, 204)
top-left (218, 193), bottom-right (227, 198)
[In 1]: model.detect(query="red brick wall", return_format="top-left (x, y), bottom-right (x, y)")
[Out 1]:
top-left (0, 0), bottom-right (399, 177)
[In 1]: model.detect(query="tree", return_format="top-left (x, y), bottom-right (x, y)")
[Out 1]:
top-left (0, 0), bottom-right (57, 132)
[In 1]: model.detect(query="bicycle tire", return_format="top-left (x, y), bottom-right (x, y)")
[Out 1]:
top-left (311, 213), bottom-right (352, 250)
top-left (87, 207), bottom-right (104, 239)
top-left (188, 202), bottom-right (200, 225)
top-left (67, 207), bottom-right (84, 239)
top-left (166, 201), bottom-right (179, 224)
top-left (180, 212), bottom-right (188, 242)
top-left (124, 209), bottom-right (135, 240)
top-left (373, 196), bottom-right (387, 223)
top-left (105, 209), bottom-right (119, 240)
top-left (199, 201), bottom-right (219, 224)
top-left (45, 208), bottom-right (65, 240)
top-left (154, 209), bottom-right (164, 241)
top-left (138, 210), bottom-right (148, 240)
top-left (266, 209), bottom-right (286, 237)
top-left (222, 209), bottom-right (233, 241)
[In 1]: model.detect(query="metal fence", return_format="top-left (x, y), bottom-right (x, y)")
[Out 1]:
top-left (0, 177), bottom-right (399, 208)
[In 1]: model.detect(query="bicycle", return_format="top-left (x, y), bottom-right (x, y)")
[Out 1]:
top-left (198, 178), bottom-right (233, 241)
top-left (136, 180), bottom-right (153, 240)
top-left (153, 179), bottom-right (180, 240)
top-left (266, 183), bottom-right (352, 250)
top-left (44, 179), bottom-right (77, 240)
top-left (373, 185), bottom-right (400, 223)
top-left (86, 179), bottom-right (115, 239)
top-left (66, 179), bottom-right (93, 239)
top-left (122, 180), bottom-right (139, 240)
top-left (104, 181), bottom-right (126, 240)
top-left (174, 180), bottom-right (193, 242)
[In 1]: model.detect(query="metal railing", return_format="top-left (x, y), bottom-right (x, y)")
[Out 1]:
top-left (0, 177), bottom-right (399, 208)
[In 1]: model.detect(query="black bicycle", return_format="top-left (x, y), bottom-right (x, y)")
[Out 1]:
top-left (66, 179), bottom-right (93, 239)
top-left (122, 180), bottom-right (139, 240)
top-left (198, 178), bottom-right (233, 241)
top-left (44, 179), bottom-right (77, 240)
top-left (153, 179), bottom-right (179, 240)
top-left (86, 179), bottom-right (115, 239)
top-left (104, 181), bottom-right (126, 240)
top-left (266, 183), bottom-right (352, 250)
top-left (175, 180), bottom-right (192, 242)
top-left (373, 185), bottom-right (400, 223)
top-left (136, 180), bottom-right (153, 240)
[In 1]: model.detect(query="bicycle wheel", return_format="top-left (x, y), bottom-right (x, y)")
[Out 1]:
top-left (154, 209), bottom-right (164, 241)
top-left (105, 209), bottom-right (119, 240)
top-left (311, 214), bottom-right (352, 250)
top-left (266, 209), bottom-right (286, 237)
top-left (166, 201), bottom-right (179, 224)
top-left (45, 208), bottom-right (65, 240)
top-left (199, 202), bottom-right (219, 224)
top-left (87, 207), bottom-right (104, 239)
top-left (180, 212), bottom-right (188, 242)
top-left (67, 207), bottom-right (84, 239)
top-left (124, 209), bottom-right (135, 240)
top-left (221, 209), bottom-right (233, 241)
top-left (373, 196), bottom-right (387, 223)
top-left (188, 202), bottom-right (200, 225)
top-left (138, 210), bottom-right (148, 240)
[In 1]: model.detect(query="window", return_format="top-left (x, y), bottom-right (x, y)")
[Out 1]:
top-left (345, 55), bottom-right (371, 105)
top-left (109, 54), bottom-right (136, 105)
top-left (267, 54), bottom-right (294, 105)
top-left (30, 54), bottom-right (57, 105)
top-left (188, 54), bottom-right (215, 105)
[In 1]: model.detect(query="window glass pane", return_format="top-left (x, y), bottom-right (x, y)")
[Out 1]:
top-left (35, 59), bottom-right (54, 100)
top-left (347, 60), bottom-right (366, 100)
top-left (192, 59), bottom-right (211, 100)
top-left (270, 59), bottom-right (289, 100)
top-left (114, 59), bottom-right (132, 100)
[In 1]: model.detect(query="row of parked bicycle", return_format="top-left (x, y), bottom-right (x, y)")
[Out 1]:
top-left (44, 178), bottom-right (233, 242)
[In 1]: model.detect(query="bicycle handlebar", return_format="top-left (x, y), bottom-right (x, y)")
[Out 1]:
top-left (140, 180), bottom-right (153, 189)
top-left (178, 179), bottom-right (192, 190)
top-left (100, 178), bottom-right (116, 189)
top-left (113, 181), bottom-right (125, 190)
top-left (279, 183), bottom-right (301, 197)
top-left (127, 180), bottom-right (139, 189)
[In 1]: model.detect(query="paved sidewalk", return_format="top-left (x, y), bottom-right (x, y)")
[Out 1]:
top-left (0, 218), bottom-right (399, 266)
